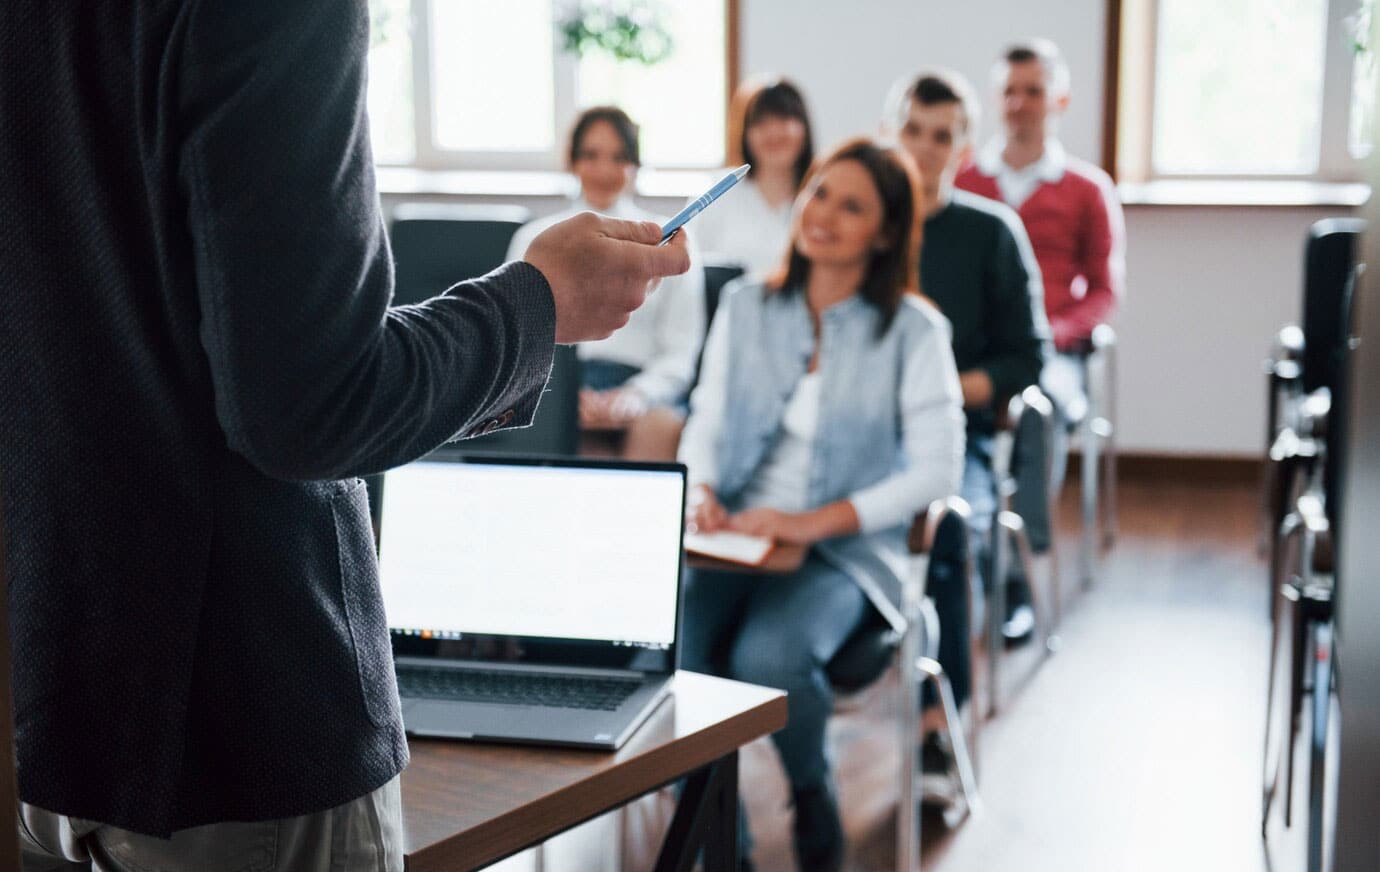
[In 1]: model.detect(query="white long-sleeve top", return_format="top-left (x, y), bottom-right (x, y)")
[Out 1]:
top-left (679, 295), bottom-right (965, 535)
top-left (688, 177), bottom-right (794, 279)
top-left (506, 197), bottom-right (705, 407)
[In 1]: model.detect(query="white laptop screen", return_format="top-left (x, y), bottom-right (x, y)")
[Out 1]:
top-left (378, 458), bottom-right (685, 649)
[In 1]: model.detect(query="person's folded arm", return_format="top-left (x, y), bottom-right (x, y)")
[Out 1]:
top-left (178, 0), bottom-right (555, 481)
top-left (978, 214), bottom-right (1051, 399)
top-left (848, 314), bottom-right (965, 534)
top-left (1056, 173), bottom-right (1126, 350)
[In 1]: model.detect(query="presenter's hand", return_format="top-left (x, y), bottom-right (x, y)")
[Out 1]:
top-left (727, 508), bottom-right (816, 545)
top-left (687, 485), bottom-right (728, 534)
top-left (523, 212), bottom-right (691, 344)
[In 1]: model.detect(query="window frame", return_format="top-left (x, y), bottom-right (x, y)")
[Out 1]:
top-left (1108, 0), bottom-right (1364, 184)
top-left (379, 0), bottom-right (738, 173)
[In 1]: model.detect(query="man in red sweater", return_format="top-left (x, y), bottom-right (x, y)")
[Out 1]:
top-left (956, 39), bottom-right (1125, 425)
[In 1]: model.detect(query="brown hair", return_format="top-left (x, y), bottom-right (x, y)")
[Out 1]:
top-left (727, 77), bottom-right (814, 190)
top-left (567, 106), bottom-right (640, 169)
top-left (765, 137), bottom-right (924, 336)
top-left (892, 69), bottom-right (981, 138)
top-left (998, 39), bottom-right (1071, 97)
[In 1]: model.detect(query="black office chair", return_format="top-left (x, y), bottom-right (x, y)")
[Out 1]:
top-left (389, 202), bottom-right (533, 305)
top-left (826, 498), bottom-right (982, 857)
top-left (1260, 220), bottom-right (1363, 618)
top-left (702, 263), bottom-right (746, 331)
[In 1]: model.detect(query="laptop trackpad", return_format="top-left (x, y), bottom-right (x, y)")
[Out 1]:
top-left (402, 698), bottom-right (613, 743)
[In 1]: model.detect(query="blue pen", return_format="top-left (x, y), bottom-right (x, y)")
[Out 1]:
top-left (659, 164), bottom-right (751, 245)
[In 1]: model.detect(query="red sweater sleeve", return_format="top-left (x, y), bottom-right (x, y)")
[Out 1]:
top-left (1053, 172), bottom-right (1126, 350)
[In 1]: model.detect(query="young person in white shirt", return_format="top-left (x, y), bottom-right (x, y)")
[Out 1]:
top-left (691, 77), bottom-right (815, 279)
top-left (507, 106), bottom-right (705, 459)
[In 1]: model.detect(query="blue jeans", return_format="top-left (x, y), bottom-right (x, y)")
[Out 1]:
top-left (682, 556), bottom-right (868, 791)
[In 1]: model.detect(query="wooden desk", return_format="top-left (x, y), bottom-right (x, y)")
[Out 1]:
top-left (686, 542), bottom-right (807, 575)
top-left (402, 671), bottom-right (786, 871)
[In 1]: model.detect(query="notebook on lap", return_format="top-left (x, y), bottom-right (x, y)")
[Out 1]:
top-left (377, 453), bottom-right (686, 750)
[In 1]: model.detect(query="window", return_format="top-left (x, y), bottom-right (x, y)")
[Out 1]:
top-left (366, 0), bottom-right (729, 171)
top-left (1112, 0), bottom-right (1369, 181)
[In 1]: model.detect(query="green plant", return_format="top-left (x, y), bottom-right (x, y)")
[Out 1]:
top-left (559, 1), bottom-right (674, 66)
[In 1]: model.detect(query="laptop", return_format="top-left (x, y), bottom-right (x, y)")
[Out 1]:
top-left (376, 452), bottom-right (686, 750)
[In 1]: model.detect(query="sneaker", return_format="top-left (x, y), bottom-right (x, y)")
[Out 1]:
top-left (919, 732), bottom-right (958, 810)
top-left (1002, 603), bottom-right (1037, 647)
top-left (791, 781), bottom-right (844, 872)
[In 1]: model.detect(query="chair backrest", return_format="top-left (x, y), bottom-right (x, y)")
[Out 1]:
top-left (702, 263), bottom-right (746, 332)
top-left (1302, 218), bottom-right (1365, 393)
top-left (826, 498), bottom-right (972, 694)
top-left (389, 203), bottom-right (533, 306)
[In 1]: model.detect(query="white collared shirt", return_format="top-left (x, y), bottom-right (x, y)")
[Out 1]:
top-left (506, 196), bottom-right (705, 407)
top-left (977, 137), bottom-right (1067, 210)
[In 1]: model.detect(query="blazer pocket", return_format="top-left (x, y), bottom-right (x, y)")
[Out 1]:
top-left (332, 479), bottom-right (400, 729)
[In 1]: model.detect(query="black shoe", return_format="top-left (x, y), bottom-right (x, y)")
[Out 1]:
top-left (792, 781), bottom-right (844, 872)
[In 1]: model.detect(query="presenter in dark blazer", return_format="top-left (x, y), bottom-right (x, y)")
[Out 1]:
top-left (0, 2), bottom-right (689, 869)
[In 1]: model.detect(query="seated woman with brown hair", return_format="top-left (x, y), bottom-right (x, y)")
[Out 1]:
top-left (678, 138), bottom-right (964, 872)
top-left (507, 106), bottom-right (704, 459)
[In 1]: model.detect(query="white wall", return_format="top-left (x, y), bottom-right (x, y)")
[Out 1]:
top-left (740, 0), bottom-right (1106, 163)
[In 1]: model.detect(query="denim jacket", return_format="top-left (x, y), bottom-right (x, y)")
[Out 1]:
top-left (680, 281), bottom-right (964, 631)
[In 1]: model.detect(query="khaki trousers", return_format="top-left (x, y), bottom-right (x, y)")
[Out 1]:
top-left (17, 777), bottom-right (402, 872)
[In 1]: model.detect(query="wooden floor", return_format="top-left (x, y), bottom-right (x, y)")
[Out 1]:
top-left (740, 475), bottom-right (1308, 872)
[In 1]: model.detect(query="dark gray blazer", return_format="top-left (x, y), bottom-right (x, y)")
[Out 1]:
top-left (0, 0), bottom-right (556, 836)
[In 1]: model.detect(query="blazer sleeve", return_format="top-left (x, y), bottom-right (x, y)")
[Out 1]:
top-left (175, 0), bottom-right (556, 481)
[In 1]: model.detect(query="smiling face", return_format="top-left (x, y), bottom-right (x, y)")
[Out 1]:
top-left (897, 98), bottom-right (970, 197)
top-left (793, 158), bottom-right (888, 269)
top-left (1000, 59), bottom-right (1064, 143)
top-left (571, 120), bottom-right (637, 211)
top-left (745, 112), bottom-right (808, 176)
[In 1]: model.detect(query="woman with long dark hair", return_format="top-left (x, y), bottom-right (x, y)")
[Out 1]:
top-left (693, 77), bottom-right (815, 278)
top-left (678, 138), bottom-right (964, 870)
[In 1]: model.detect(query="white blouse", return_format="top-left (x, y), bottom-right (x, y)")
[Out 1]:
top-left (688, 177), bottom-right (794, 280)
top-left (506, 197), bottom-right (705, 407)
top-left (737, 371), bottom-right (820, 513)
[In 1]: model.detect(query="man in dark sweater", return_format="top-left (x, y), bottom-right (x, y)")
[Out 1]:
top-left (0, 2), bottom-right (688, 868)
top-left (884, 69), bottom-right (1049, 798)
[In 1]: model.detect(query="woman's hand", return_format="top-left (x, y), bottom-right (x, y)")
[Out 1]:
top-left (687, 485), bottom-right (729, 534)
top-left (726, 508), bottom-right (819, 545)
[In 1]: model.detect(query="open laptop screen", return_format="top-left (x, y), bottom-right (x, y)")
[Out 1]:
top-left (378, 455), bottom-right (685, 667)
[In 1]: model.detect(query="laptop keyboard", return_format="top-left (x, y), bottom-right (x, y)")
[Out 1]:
top-left (396, 666), bottom-right (642, 711)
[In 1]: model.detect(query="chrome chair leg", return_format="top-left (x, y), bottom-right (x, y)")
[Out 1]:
top-left (1079, 404), bottom-right (1099, 590)
top-left (1098, 338), bottom-right (1119, 549)
top-left (918, 656), bottom-right (981, 827)
top-left (1262, 514), bottom-right (1303, 834)
top-left (997, 511), bottom-right (1057, 659)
